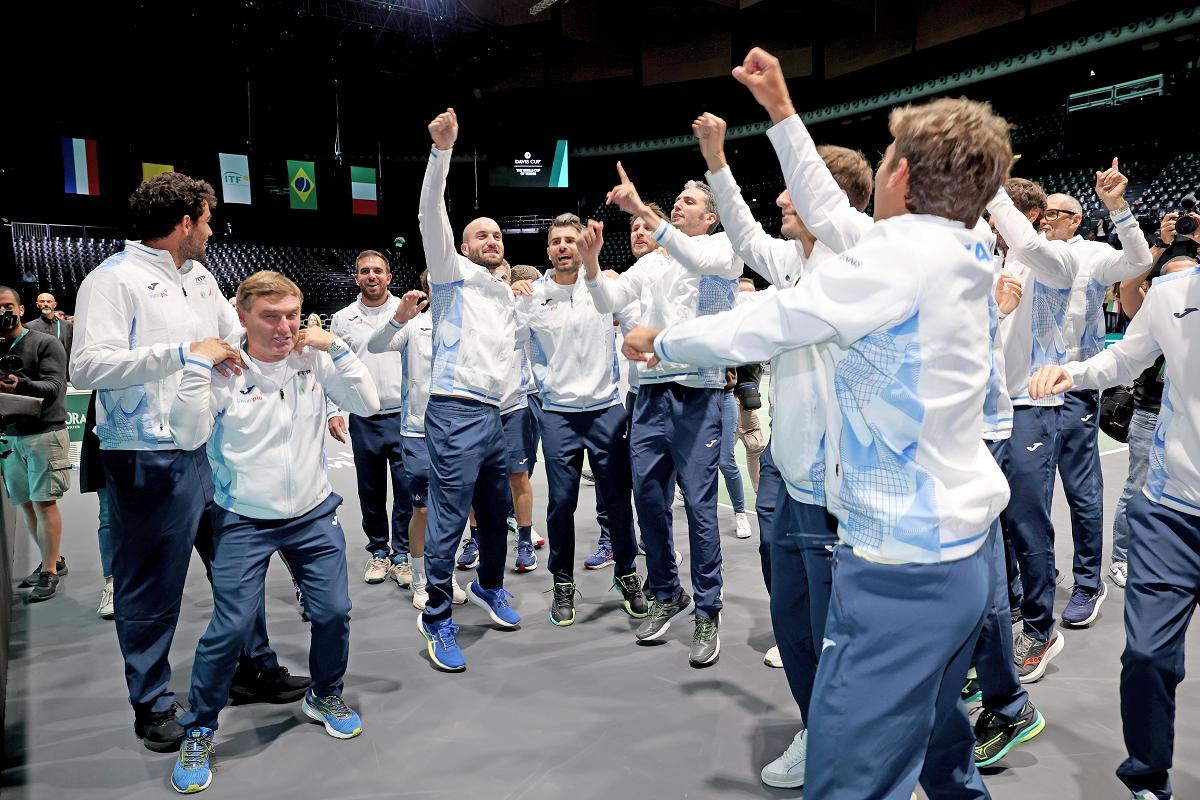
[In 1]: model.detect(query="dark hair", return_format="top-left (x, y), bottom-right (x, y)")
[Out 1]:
top-left (1005, 178), bottom-right (1047, 217)
top-left (129, 173), bottom-right (218, 241)
top-left (818, 145), bottom-right (874, 212)
top-left (355, 249), bottom-right (391, 272)
top-left (0, 285), bottom-right (21, 306)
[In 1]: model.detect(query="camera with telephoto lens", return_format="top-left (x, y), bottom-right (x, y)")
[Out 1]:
top-left (734, 381), bottom-right (762, 411)
top-left (0, 354), bottom-right (22, 375)
top-left (1177, 194), bottom-right (1198, 236)
top-left (0, 309), bottom-right (18, 331)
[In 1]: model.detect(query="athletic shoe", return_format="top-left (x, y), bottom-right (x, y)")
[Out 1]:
top-left (638, 539), bottom-right (646, 555)
top-left (514, 541), bottom-right (538, 573)
top-left (973, 700), bottom-right (1045, 767)
top-left (135, 702), bottom-right (185, 752)
top-left (27, 571), bottom-right (59, 603)
top-left (760, 728), bottom-right (806, 788)
top-left (97, 583), bottom-right (115, 620)
top-left (635, 590), bottom-right (693, 641)
top-left (451, 574), bottom-right (467, 604)
top-left (612, 572), bottom-right (648, 618)
top-left (364, 551), bottom-right (390, 584)
top-left (1010, 606), bottom-right (1022, 624)
top-left (581, 468), bottom-right (595, 485)
top-left (457, 538), bottom-right (480, 570)
top-left (1110, 560), bottom-right (1129, 588)
top-left (1131, 792), bottom-right (1171, 799)
top-left (412, 573), bottom-right (429, 610)
top-left (584, 544), bottom-right (615, 570)
top-left (302, 691), bottom-right (362, 739)
top-left (764, 645), bottom-right (783, 668)
top-left (18, 558), bottom-right (66, 588)
top-left (689, 614), bottom-right (720, 667)
top-left (550, 582), bottom-right (577, 626)
top-left (467, 581), bottom-right (521, 628)
top-left (507, 516), bottom-right (518, 536)
top-left (735, 512), bottom-right (752, 539)
top-left (961, 673), bottom-right (982, 704)
top-left (170, 727), bottom-right (214, 794)
top-left (674, 488), bottom-right (685, 506)
top-left (674, 549), bottom-right (683, 566)
top-left (389, 556), bottom-right (412, 588)
top-left (1061, 582), bottom-right (1108, 628)
top-left (531, 527), bottom-right (546, 549)
top-left (230, 665), bottom-right (310, 704)
top-left (1015, 629), bottom-right (1065, 683)
top-left (417, 613), bottom-right (466, 671)
top-left (1055, 567), bottom-right (1063, 585)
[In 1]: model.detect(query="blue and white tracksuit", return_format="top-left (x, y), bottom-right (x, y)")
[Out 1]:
top-left (330, 295), bottom-right (413, 556)
top-left (368, 310), bottom-right (434, 506)
top-left (168, 337), bottom-right (378, 731)
top-left (1059, 266), bottom-right (1200, 800)
top-left (419, 145), bottom-right (518, 623)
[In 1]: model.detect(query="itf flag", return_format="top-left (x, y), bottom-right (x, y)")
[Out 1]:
top-left (350, 166), bottom-right (377, 215)
top-left (62, 138), bottom-right (99, 196)
top-left (142, 162), bottom-right (174, 181)
top-left (219, 153), bottom-right (252, 205)
top-left (288, 160), bottom-right (318, 210)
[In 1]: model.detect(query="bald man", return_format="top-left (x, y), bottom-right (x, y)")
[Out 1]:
top-left (415, 108), bottom-right (521, 672)
top-left (27, 293), bottom-right (73, 372)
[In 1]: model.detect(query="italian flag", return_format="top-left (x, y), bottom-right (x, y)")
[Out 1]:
top-left (351, 166), bottom-right (377, 215)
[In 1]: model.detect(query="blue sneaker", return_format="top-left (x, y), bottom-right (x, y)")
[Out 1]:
top-left (171, 727), bottom-right (214, 794)
top-left (514, 541), bottom-right (537, 573)
top-left (584, 544), bottom-right (615, 570)
top-left (467, 581), bottom-right (521, 628)
top-left (301, 691), bottom-right (362, 739)
top-left (417, 612), bottom-right (466, 671)
top-left (457, 538), bottom-right (479, 570)
top-left (1061, 582), bottom-right (1108, 627)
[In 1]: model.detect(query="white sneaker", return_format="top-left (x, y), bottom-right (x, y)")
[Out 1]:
top-left (97, 583), bottom-right (115, 620)
top-left (451, 574), bottom-right (467, 605)
top-left (364, 554), bottom-right (390, 584)
top-left (674, 550), bottom-right (683, 567)
top-left (763, 645), bottom-right (783, 668)
top-left (760, 729), bottom-right (806, 788)
top-left (531, 527), bottom-right (545, 549)
top-left (389, 559), bottom-right (413, 588)
top-left (1110, 560), bottom-right (1128, 588)
top-left (674, 488), bottom-right (685, 506)
top-left (735, 512), bottom-right (752, 539)
top-left (411, 575), bottom-right (429, 610)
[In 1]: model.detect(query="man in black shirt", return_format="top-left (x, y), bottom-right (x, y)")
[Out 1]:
top-left (26, 292), bottom-right (74, 373)
top-left (0, 286), bottom-right (70, 602)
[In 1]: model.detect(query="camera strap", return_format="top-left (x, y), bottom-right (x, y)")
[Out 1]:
top-left (0, 329), bottom-right (29, 356)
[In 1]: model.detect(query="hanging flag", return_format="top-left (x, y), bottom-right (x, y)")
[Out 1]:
top-left (142, 162), bottom-right (174, 181)
top-left (350, 166), bottom-right (378, 215)
top-left (288, 159), bottom-right (318, 210)
top-left (62, 137), bottom-right (100, 196)
top-left (219, 153), bottom-right (252, 205)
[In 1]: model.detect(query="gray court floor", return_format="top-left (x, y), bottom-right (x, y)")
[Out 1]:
top-left (2, 439), bottom-right (1197, 799)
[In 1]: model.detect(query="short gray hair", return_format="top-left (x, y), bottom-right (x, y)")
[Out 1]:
top-left (547, 213), bottom-right (584, 243)
top-left (682, 180), bottom-right (717, 218)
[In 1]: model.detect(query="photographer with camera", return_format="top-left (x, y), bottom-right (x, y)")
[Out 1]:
top-left (0, 286), bottom-right (70, 603)
top-left (1151, 199), bottom-right (1200, 267)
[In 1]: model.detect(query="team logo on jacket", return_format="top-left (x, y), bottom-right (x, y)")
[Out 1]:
top-left (1174, 307), bottom-right (1198, 319)
top-left (239, 385), bottom-right (256, 395)
top-left (146, 282), bottom-right (168, 298)
top-left (237, 385), bottom-right (264, 404)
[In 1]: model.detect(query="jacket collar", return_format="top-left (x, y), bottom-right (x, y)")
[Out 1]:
top-left (124, 240), bottom-right (185, 283)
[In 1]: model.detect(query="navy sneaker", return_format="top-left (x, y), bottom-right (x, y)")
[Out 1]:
top-left (301, 691), bottom-right (363, 739)
top-left (584, 544), bottom-right (615, 570)
top-left (457, 538), bottom-right (480, 570)
top-left (417, 613), bottom-right (466, 671)
top-left (171, 727), bottom-right (214, 794)
top-left (1061, 582), bottom-right (1108, 627)
top-left (467, 581), bottom-right (521, 628)
top-left (514, 542), bottom-right (537, 573)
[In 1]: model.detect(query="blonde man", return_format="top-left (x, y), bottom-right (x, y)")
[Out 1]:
top-left (167, 271), bottom-right (379, 793)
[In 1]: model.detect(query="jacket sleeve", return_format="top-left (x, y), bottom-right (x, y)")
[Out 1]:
top-left (15, 337), bottom-right (67, 405)
top-left (418, 146), bottom-right (469, 286)
top-left (366, 318), bottom-right (412, 354)
top-left (318, 343), bottom-right (381, 418)
top-left (708, 166), bottom-right (805, 287)
top-left (1089, 205), bottom-right (1155, 285)
top-left (766, 113), bottom-right (874, 254)
top-left (651, 224), bottom-right (745, 279)
top-left (70, 270), bottom-right (191, 389)
top-left (169, 354), bottom-right (222, 451)
top-left (585, 257), bottom-right (647, 314)
top-left (655, 232), bottom-right (919, 366)
top-left (1063, 290), bottom-right (1162, 391)
top-left (985, 188), bottom-right (1075, 289)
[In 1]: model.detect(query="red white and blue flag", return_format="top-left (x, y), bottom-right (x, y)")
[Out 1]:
top-left (62, 137), bottom-right (100, 196)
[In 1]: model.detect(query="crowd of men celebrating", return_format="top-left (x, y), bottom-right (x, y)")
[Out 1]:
top-left (3, 45), bottom-right (1196, 800)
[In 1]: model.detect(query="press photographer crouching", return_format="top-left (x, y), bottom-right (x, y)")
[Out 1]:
top-left (0, 286), bottom-right (70, 602)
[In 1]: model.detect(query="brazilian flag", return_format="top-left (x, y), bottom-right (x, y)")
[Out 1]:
top-left (288, 159), bottom-right (317, 210)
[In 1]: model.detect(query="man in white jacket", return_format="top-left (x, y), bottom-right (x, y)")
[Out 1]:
top-left (70, 173), bottom-right (307, 753)
top-left (166, 271), bottom-right (378, 794)
top-left (1029, 260), bottom-right (1200, 800)
top-left (624, 48), bottom-right (1012, 800)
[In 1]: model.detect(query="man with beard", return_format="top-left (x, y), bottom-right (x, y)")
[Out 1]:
top-left (416, 109), bottom-right (521, 671)
top-left (71, 173), bottom-right (308, 752)
top-left (26, 293), bottom-right (73, 372)
top-left (511, 214), bottom-right (647, 625)
top-left (328, 250), bottom-right (415, 587)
